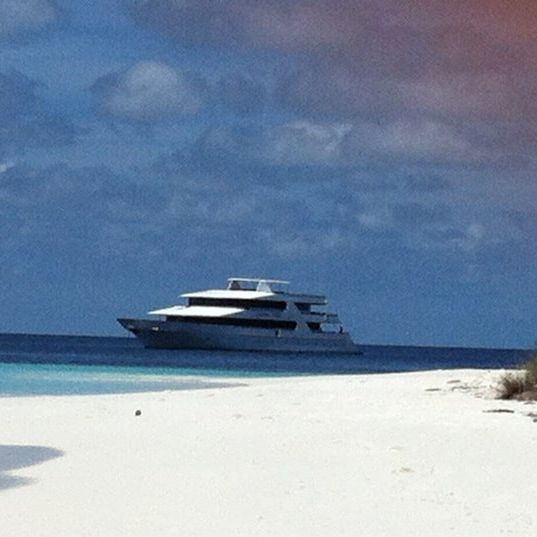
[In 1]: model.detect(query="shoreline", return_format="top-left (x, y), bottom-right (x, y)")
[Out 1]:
top-left (2, 369), bottom-right (536, 536)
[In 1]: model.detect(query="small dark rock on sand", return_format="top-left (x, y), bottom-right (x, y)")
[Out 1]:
top-left (135, 409), bottom-right (142, 416)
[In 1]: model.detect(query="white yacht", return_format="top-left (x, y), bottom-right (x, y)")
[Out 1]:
top-left (118, 277), bottom-right (358, 353)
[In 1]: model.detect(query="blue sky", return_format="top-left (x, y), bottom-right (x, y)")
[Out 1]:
top-left (1, 0), bottom-right (537, 347)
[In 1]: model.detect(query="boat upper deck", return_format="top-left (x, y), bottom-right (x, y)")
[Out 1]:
top-left (181, 278), bottom-right (327, 305)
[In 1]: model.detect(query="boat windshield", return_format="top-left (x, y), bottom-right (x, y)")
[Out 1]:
top-left (227, 278), bottom-right (290, 293)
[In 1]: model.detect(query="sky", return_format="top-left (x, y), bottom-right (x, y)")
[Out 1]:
top-left (1, 0), bottom-right (536, 347)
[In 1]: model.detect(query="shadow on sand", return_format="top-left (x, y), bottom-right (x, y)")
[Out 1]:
top-left (0, 445), bottom-right (64, 491)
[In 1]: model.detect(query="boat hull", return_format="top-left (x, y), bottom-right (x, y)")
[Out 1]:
top-left (117, 318), bottom-right (359, 353)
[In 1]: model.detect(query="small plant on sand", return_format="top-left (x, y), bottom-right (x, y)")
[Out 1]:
top-left (498, 355), bottom-right (537, 400)
top-left (525, 356), bottom-right (537, 386)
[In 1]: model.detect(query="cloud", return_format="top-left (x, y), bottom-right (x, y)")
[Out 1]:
top-left (193, 116), bottom-right (483, 169)
top-left (0, 160), bottom-right (14, 173)
top-left (418, 222), bottom-right (487, 254)
top-left (130, 0), bottom-right (238, 47)
top-left (158, 144), bottom-right (502, 260)
top-left (350, 179), bottom-right (534, 255)
top-left (129, 1), bottom-right (537, 170)
top-left (274, 32), bottom-right (537, 127)
top-left (1, 150), bottom-right (534, 294)
top-left (195, 120), bottom-right (351, 166)
top-left (267, 121), bottom-right (351, 165)
top-left (129, 1), bottom-right (537, 65)
top-left (275, 59), bottom-right (400, 122)
top-left (0, 163), bottom-right (166, 270)
top-left (130, 0), bottom-right (417, 54)
top-left (91, 61), bottom-right (207, 122)
top-left (0, 0), bottom-right (59, 41)
top-left (164, 180), bottom-right (258, 226)
top-left (260, 228), bottom-right (347, 260)
top-left (400, 72), bottom-right (537, 123)
top-left (0, 69), bottom-right (78, 156)
top-left (342, 119), bottom-right (480, 165)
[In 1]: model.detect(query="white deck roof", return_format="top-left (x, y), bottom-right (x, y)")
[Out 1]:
top-left (148, 305), bottom-right (244, 317)
top-left (181, 289), bottom-right (275, 300)
top-left (228, 277), bottom-right (289, 284)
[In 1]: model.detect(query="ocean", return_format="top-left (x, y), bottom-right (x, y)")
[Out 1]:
top-left (0, 333), bottom-right (530, 397)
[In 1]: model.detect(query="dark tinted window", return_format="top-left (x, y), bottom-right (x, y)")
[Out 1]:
top-left (166, 316), bottom-right (296, 330)
top-left (188, 297), bottom-right (286, 310)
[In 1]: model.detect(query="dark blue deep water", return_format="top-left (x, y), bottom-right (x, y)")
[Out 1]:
top-left (0, 333), bottom-right (531, 396)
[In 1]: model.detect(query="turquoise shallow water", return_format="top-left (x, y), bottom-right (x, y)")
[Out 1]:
top-left (0, 333), bottom-right (529, 396)
top-left (0, 362), bottom-right (242, 396)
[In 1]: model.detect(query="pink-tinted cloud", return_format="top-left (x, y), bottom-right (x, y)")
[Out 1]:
top-left (132, 1), bottom-right (537, 127)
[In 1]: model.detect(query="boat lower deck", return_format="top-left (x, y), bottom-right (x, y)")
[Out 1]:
top-left (118, 318), bottom-right (359, 353)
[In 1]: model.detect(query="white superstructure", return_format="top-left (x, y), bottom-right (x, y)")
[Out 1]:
top-left (118, 278), bottom-right (357, 353)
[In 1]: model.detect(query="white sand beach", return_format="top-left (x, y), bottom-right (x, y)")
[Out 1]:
top-left (2, 369), bottom-right (537, 537)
